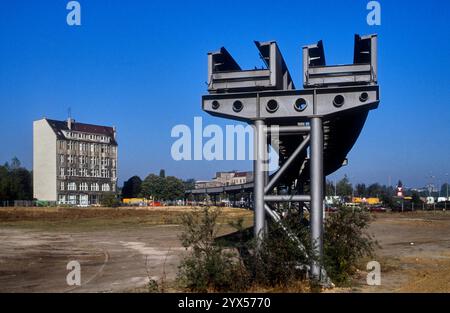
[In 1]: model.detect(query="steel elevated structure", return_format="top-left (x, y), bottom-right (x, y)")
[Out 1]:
top-left (188, 34), bottom-right (379, 283)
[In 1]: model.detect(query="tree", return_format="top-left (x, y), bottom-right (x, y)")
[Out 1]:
top-left (367, 183), bottom-right (382, 197)
top-left (9, 167), bottom-right (32, 200)
top-left (141, 173), bottom-right (185, 201)
top-left (141, 174), bottom-right (165, 200)
top-left (183, 178), bottom-right (196, 191)
top-left (411, 191), bottom-right (422, 206)
top-left (336, 175), bottom-right (353, 197)
top-left (355, 183), bottom-right (367, 197)
top-left (325, 180), bottom-right (335, 197)
top-left (0, 165), bottom-right (9, 200)
top-left (10, 157), bottom-right (21, 170)
top-left (0, 157), bottom-right (32, 201)
top-left (121, 175), bottom-right (142, 198)
top-left (440, 183), bottom-right (449, 198)
top-left (164, 176), bottom-right (185, 201)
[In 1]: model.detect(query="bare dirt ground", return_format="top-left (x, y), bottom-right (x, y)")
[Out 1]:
top-left (0, 207), bottom-right (252, 293)
top-left (0, 207), bottom-right (448, 292)
top-left (353, 211), bottom-right (450, 293)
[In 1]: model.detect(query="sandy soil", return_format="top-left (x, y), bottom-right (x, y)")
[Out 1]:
top-left (0, 207), bottom-right (448, 292)
top-left (0, 225), bottom-right (185, 292)
top-left (0, 206), bottom-right (251, 293)
top-left (353, 212), bottom-right (450, 292)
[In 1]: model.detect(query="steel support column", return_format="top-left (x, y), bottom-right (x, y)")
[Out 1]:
top-left (310, 117), bottom-right (324, 280)
top-left (254, 119), bottom-right (266, 241)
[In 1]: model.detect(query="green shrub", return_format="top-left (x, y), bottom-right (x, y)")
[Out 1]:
top-left (323, 206), bottom-right (376, 285)
top-left (177, 205), bottom-right (377, 291)
top-left (100, 193), bottom-right (121, 208)
top-left (177, 207), bottom-right (249, 292)
top-left (245, 213), bottom-right (313, 287)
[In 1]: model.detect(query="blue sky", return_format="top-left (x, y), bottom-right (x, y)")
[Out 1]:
top-left (0, 0), bottom-right (449, 188)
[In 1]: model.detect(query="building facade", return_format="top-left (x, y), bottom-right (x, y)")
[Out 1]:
top-left (195, 171), bottom-right (253, 188)
top-left (33, 118), bottom-right (118, 205)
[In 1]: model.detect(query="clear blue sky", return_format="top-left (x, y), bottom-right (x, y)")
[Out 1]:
top-left (0, 0), bottom-right (449, 188)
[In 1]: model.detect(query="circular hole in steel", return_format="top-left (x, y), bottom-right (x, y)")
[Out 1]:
top-left (266, 99), bottom-right (279, 113)
top-left (232, 100), bottom-right (243, 112)
top-left (333, 95), bottom-right (345, 107)
top-left (212, 100), bottom-right (220, 110)
top-left (294, 98), bottom-right (308, 112)
top-left (359, 92), bottom-right (369, 102)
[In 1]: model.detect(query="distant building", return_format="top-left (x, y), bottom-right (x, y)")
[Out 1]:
top-left (195, 171), bottom-right (253, 189)
top-left (214, 171), bottom-right (236, 186)
top-left (231, 171), bottom-right (252, 185)
top-left (33, 118), bottom-right (118, 205)
top-left (194, 180), bottom-right (223, 189)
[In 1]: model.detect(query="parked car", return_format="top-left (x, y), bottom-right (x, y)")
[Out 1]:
top-left (325, 205), bottom-right (338, 212)
top-left (369, 205), bottom-right (386, 212)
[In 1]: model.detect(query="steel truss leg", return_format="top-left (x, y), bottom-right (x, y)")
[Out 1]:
top-left (310, 117), bottom-right (324, 281)
top-left (254, 119), bottom-right (266, 242)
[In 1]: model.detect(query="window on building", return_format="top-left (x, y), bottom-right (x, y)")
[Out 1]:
top-left (60, 167), bottom-right (65, 177)
top-left (101, 169), bottom-right (109, 178)
top-left (79, 182), bottom-right (88, 191)
top-left (79, 156), bottom-right (88, 165)
top-left (68, 195), bottom-right (76, 205)
top-left (58, 195), bottom-right (66, 204)
top-left (68, 168), bottom-right (77, 176)
top-left (60, 182), bottom-right (65, 191)
top-left (68, 182), bottom-right (76, 191)
top-left (90, 183), bottom-right (99, 191)
top-left (101, 183), bottom-right (110, 192)
top-left (101, 158), bottom-right (110, 167)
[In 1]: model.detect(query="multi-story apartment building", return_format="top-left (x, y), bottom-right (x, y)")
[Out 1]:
top-left (33, 118), bottom-right (118, 206)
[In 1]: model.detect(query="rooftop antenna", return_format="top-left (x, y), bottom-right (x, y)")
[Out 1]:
top-left (68, 107), bottom-right (72, 120)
